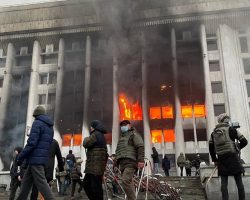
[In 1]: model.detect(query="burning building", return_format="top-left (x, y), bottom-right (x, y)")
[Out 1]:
top-left (0, 0), bottom-right (250, 174)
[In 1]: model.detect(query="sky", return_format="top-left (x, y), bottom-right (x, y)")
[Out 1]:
top-left (0, 0), bottom-right (65, 7)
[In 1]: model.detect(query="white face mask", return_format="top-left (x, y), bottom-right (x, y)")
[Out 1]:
top-left (121, 125), bottom-right (129, 133)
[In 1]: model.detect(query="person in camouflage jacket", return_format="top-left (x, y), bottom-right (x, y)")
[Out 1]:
top-left (115, 120), bottom-right (145, 200)
top-left (82, 120), bottom-right (108, 200)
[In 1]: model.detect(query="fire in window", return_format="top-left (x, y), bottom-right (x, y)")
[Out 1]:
top-left (151, 130), bottom-right (162, 143)
top-left (163, 129), bottom-right (175, 142)
top-left (150, 107), bottom-right (161, 119)
top-left (194, 105), bottom-right (205, 117)
top-left (73, 134), bottom-right (82, 146)
top-left (181, 105), bottom-right (193, 118)
top-left (119, 94), bottom-right (142, 120)
top-left (62, 134), bottom-right (71, 146)
top-left (162, 106), bottom-right (173, 119)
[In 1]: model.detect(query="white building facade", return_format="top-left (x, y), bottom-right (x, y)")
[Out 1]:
top-left (0, 0), bottom-right (250, 173)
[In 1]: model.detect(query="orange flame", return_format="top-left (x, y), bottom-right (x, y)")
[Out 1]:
top-left (119, 94), bottom-right (142, 120)
top-left (194, 104), bottom-right (206, 117)
top-left (151, 130), bottom-right (163, 143)
top-left (181, 105), bottom-right (193, 118)
top-left (163, 129), bottom-right (175, 142)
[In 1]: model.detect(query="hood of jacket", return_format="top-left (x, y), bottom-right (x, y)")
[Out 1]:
top-left (36, 115), bottom-right (54, 127)
top-left (91, 121), bottom-right (107, 134)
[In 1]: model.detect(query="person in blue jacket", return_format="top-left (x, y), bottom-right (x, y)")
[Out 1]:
top-left (16, 105), bottom-right (55, 200)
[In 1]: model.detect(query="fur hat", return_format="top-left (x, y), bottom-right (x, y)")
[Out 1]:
top-left (217, 113), bottom-right (230, 123)
top-left (33, 106), bottom-right (46, 117)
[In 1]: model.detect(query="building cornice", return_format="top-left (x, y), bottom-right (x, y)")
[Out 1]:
top-left (0, 0), bottom-right (250, 40)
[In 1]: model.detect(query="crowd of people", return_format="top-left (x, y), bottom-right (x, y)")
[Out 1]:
top-left (7, 106), bottom-right (248, 200)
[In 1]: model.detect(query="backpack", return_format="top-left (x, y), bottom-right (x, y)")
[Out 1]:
top-left (212, 127), bottom-right (237, 155)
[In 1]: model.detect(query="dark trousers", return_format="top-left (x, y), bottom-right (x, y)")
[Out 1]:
top-left (71, 179), bottom-right (82, 197)
top-left (83, 173), bottom-right (103, 200)
top-left (221, 174), bottom-right (245, 200)
top-left (180, 167), bottom-right (184, 176)
top-left (9, 178), bottom-right (21, 200)
top-left (186, 168), bottom-right (191, 176)
top-left (195, 167), bottom-right (200, 176)
top-left (30, 178), bottom-right (52, 200)
top-left (164, 170), bottom-right (169, 176)
top-left (16, 165), bottom-right (54, 200)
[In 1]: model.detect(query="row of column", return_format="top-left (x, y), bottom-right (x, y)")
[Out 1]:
top-left (1, 24), bottom-right (239, 165)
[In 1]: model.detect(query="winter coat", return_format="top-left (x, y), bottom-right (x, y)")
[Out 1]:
top-left (162, 157), bottom-right (170, 170)
top-left (151, 150), bottom-right (160, 163)
top-left (71, 163), bottom-right (82, 180)
top-left (209, 123), bottom-right (248, 176)
top-left (185, 160), bottom-right (192, 169)
top-left (17, 115), bottom-right (54, 165)
top-left (66, 153), bottom-right (76, 164)
top-left (10, 154), bottom-right (27, 179)
top-left (45, 139), bottom-right (64, 181)
top-left (116, 127), bottom-right (145, 172)
top-left (177, 154), bottom-right (185, 167)
top-left (83, 121), bottom-right (108, 176)
top-left (192, 157), bottom-right (201, 168)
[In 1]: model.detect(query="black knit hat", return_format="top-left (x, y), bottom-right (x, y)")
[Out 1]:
top-left (33, 105), bottom-right (46, 117)
top-left (120, 120), bottom-right (131, 126)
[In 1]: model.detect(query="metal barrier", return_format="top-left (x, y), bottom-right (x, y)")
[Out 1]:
top-left (104, 158), bottom-right (181, 200)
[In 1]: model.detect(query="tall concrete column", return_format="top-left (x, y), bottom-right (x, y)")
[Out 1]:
top-left (141, 33), bottom-right (152, 165)
top-left (171, 28), bottom-right (185, 176)
top-left (200, 25), bottom-right (216, 144)
top-left (218, 24), bottom-right (250, 163)
top-left (54, 38), bottom-right (65, 145)
top-left (82, 35), bottom-right (91, 167)
top-left (111, 41), bottom-right (120, 154)
top-left (25, 41), bottom-right (41, 144)
top-left (0, 43), bottom-right (15, 138)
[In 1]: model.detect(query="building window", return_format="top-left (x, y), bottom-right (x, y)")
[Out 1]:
top-left (40, 74), bottom-right (48, 84)
top-left (246, 80), bottom-right (250, 97)
top-left (207, 39), bottom-right (218, 51)
top-left (239, 37), bottom-right (248, 53)
top-left (0, 78), bottom-right (3, 87)
top-left (48, 72), bottom-right (57, 84)
top-left (184, 129), bottom-right (194, 142)
top-left (211, 82), bottom-right (223, 93)
top-left (209, 60), bottom-right (220, 71)
top-left (48, 93), bottom-right (56, 105)
top-left (38, 94), bottom-right (46, 104)
top-left (214, 104), bottom-right (225, 116)
top-left (243, 58), bottom-right (250, 74)
top-left (196, 129), bottom-right (207, 141)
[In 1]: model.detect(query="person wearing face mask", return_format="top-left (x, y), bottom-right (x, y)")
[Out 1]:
top-left (115, 120), bottom-right (145, 200)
